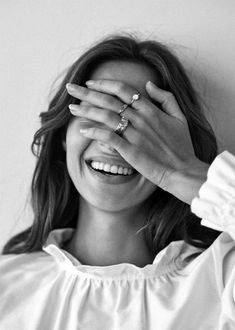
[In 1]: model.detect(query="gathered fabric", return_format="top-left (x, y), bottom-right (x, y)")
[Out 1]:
top-left (0, 151), bottom-right (235, 330)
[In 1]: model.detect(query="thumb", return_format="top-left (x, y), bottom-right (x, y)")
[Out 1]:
top-left (145, 81), bottom-right (186, 121)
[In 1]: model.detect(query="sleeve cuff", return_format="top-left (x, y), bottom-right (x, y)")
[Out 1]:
top-left (191, 151), bottom-right (235, 239)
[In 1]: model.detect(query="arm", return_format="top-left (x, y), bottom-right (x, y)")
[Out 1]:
top-left (186, 151), bottom-right (235, 326)
top-left (167, 150), bottom-right (235, 239)
top-left (163, 158), bottom-right (210, 205)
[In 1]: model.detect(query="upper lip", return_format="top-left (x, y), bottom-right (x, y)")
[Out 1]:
top-left (85, 156), bottom-right (134, 169)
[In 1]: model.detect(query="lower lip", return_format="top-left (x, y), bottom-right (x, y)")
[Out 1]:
top-left (86, 162), bottom-right (138, 185)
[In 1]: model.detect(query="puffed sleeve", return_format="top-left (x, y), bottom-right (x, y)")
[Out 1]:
top-left (191, 151), bottom-right (235, 326)
top-left (191, 150), bottom-right (235, 240)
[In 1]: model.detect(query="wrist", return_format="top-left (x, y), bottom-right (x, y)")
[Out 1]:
top-left (163, 160), bottom-right (210, 205)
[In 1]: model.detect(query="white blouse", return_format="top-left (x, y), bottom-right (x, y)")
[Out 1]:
top-left (0, 151), bottom-right (235, 330)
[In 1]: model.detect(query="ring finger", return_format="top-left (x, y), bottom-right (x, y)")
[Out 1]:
top-left (69, 104), bottom-right (138, 140)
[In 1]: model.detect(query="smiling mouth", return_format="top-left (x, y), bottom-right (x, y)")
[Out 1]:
top-left (86, 160), bottom-right (137, 176)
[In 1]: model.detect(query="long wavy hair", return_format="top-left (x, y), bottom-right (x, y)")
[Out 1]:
top-left (2, 33), bottom-right (221, 256)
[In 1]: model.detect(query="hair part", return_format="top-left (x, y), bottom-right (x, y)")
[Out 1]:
top-left (2, 33), bottom-right (220, 256)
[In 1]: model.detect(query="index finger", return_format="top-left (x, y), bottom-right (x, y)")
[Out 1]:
top-left (85, 79), bottom-right (154, 112)
top-left (146, 81), bottom-right (186, 122)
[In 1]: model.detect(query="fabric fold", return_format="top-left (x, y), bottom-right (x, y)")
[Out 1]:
top-left (191, 151), bottom-right (235, 240)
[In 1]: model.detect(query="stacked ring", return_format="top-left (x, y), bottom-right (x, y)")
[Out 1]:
top-left (114, 116), bottom-right (129, 136)
top-left (130, 92), bottom-right (140, 106)
top-left (114, 91), bottom-right (141, 136)
top-left (118, 103), bottom-right (128, 115)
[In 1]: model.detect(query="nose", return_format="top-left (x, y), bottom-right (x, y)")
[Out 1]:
top-left (95, 141), bottom-right (119, 154)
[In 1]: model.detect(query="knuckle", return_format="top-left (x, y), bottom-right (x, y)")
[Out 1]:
top-left (81, 88), bottom-right (89, 96)
top-left (80, 105), bottom-right (90, 114)
top-left (106, 95), bottom-right (116, 106)
top-left (99, 111), bottom-right (109, 122)
top-left (105, 111), bottom-right (115, 122)
top-left (88, 107), bottom-right (97, 116)
top-left (116, 82), bottom-right (125, 94)
top-left (80, 100), bottom-right (89, 106)
top-left (165, 92), bottom-right (174, 103)
top-left (101, 94), bottom-right (110, 103)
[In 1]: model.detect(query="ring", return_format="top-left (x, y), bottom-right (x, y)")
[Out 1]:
top-left (118, 103), bottom-right (128, 115)
top-left (130, 92), bottom-right (141, 106)
top-left (114, 116), bottom-right (129, 136)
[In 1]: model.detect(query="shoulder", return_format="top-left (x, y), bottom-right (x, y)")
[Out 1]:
top-left (0, 251), bottom-right (59, 324)
top-left (0, 251), bottom-right (57, 291)
top-left (0, 250), bottom-right (53, 271)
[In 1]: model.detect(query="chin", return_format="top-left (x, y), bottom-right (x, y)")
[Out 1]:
top-left (83, 194), bottom-right (139, 212)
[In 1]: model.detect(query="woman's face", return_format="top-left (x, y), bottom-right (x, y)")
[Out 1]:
top-left (65, 60), bottom-right (159, 212)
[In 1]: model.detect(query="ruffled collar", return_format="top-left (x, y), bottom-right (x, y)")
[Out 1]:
top-left (42, 228), bottom-right (205, 280)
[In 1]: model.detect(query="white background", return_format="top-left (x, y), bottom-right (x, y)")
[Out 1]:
top-left (0, 0), bottom-right (235, 251)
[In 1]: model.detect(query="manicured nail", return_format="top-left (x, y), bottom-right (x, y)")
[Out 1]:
top-left (86, 80), bottom-right (94, 86)
top-left (68, 104), bottom-right (77, 111)
top-left (147, 81), bottom-right (156, 88)
top-left (79, 129), bottom-right (88, 134)
top-left (66, 83), bottom-right (75, 90)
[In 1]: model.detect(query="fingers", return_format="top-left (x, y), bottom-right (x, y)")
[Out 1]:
top-left (145, 81), bottom-right (186, 122)
top-left (66, 80), bottom-right (187, 132)
top-left (79, 126), bottom-right (139, 167)
top-left (66, 84), bottom-right (123, 111)
top-left (85, 79), bottom-right (153, 112)
top-left (69, 104), bottom-right (143, 143)
top-left (69, 104), bottom-right (148, 132)
top-left (66, 81), bottom-right (154, 116)
top-left (78, 125), bottom-right (164, 185)
top-left (69, 104), bottom-right (120, 131)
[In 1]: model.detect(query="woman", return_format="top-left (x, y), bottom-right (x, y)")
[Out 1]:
top-left (0, 34), bottom-right (234, 329)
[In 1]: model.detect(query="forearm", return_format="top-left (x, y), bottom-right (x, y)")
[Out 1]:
top-left (164, 160), bottom-right (210, 205)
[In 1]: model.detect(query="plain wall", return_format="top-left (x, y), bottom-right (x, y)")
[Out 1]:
top-left (1, 0), bottom-right (235, 251)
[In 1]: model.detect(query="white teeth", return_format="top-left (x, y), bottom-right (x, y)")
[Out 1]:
top-left (128, 168), bottom-right (132, 175)
top-left (118, 167), bottom-right (124, 174)
top-left (110, 165), bottom-right (118, 173)
top-left (90, 161), bottom-right (134, 175)
top-left (104, 164), bottom-right (111, 172)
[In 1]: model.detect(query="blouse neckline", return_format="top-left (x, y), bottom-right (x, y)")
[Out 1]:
top-left (42, 228), bottom-right (205, 280)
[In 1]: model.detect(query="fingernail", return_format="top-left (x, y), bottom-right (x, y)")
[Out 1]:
top-left (68, 104), bottom-right (77, 111)
top-left (66, 83), bottom-right (75, 90)
top-left (147, 81), bottom-right (156, 88)
top-left (86, 80), bottom-right (94, 86)
top-left (80, 129), bottom-right (88, 134)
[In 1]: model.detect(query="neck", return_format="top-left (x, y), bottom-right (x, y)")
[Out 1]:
top-left (64, 197), bottom-right (155, 267)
